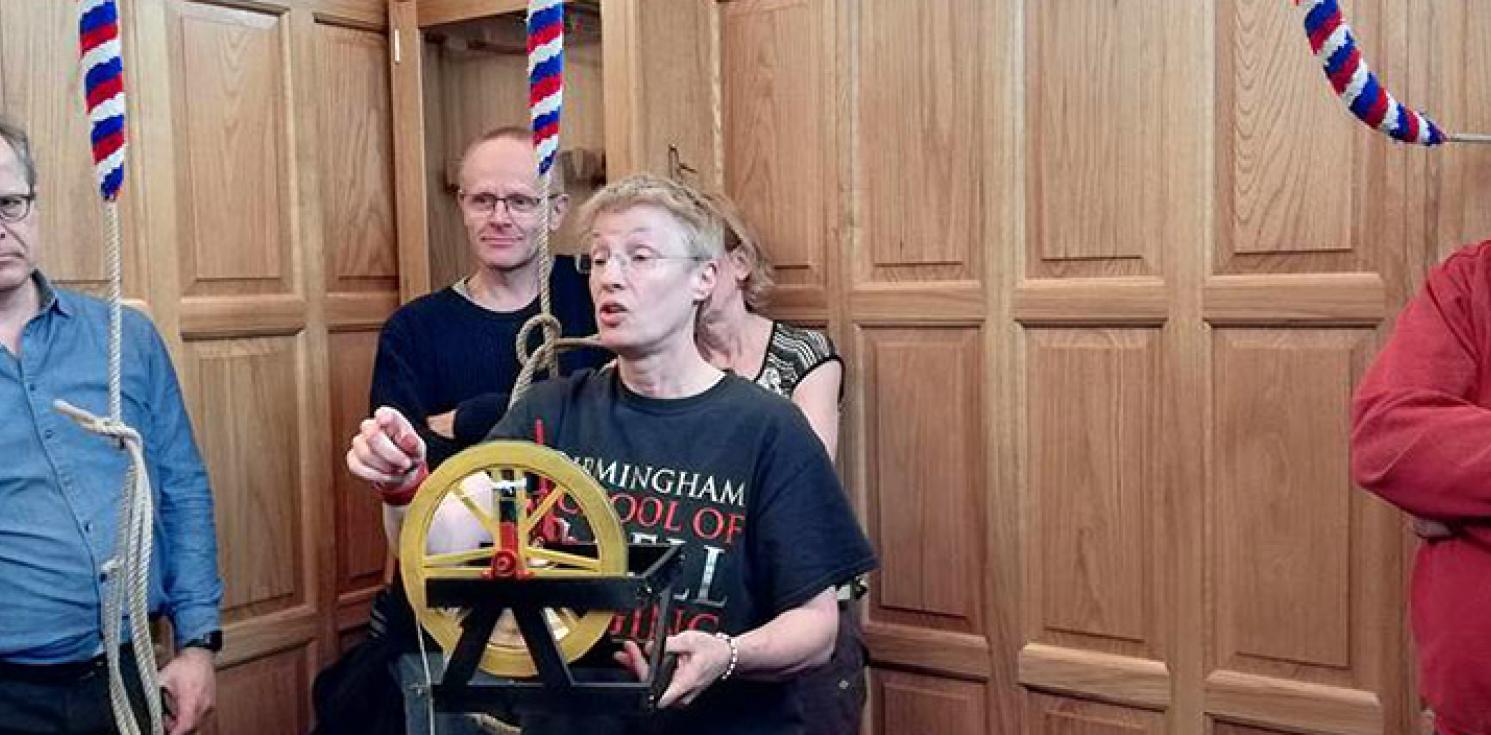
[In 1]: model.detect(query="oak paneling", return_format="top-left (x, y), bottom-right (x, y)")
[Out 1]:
top-left (202, 644), bottom-right (315, 735)
top-left (719, 0), bottom-right (1429, 732)
top-left (636, 0), bottom-right (720, 188)
top-left (1218, 0), bottom-right (1355, 258)
top-left (173, 1), bottom-right (293, 296)
top-left (330, 329), bottom-right (386, 596)
top-left (876, 669), bottom-right (987, 735)
top-left (1026, 0), bottom-right (1166, 278)
top-left (1211, 329), bottom-right (1367, 680)
top-left (187, 335), bottom-right (306, 623)
top-left (1027, 329), bottom-right (1161, 659)
top-left (316, 21), bottom-right (397, 294)
top-left (1423, 4), bottom-right (1491, 262)
top-left (722, 0), bottom-right (828, 300)
top-left (862, 326), bottom-right (983, 632)
top-left (1205, 670), bottom-right (1384, 735)
top-left (1215, 0), bottom-right (1408, 278)
top-left (857, 0), bottom-right (981, 284)
top-left (1028, 692), bottom-right (1164, 735)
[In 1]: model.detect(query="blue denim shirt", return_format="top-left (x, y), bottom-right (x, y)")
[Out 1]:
top-left (0, 272), bottom-right (222, 663)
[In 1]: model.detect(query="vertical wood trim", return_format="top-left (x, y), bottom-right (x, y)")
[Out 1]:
top-left (287, 5), bottom-right (340, 665)
top-left (127, 0), bottom-right (185, 345)
top-left (389, 0), bottom-right (430, 300)
top-left (601, 0), bottom-right (642, 178)
top-left (987, 0), bottom-right (1021, 729)
top-left (1170, 0), bottom-right (1212, 731)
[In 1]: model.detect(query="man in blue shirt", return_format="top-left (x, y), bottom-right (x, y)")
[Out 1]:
top-left (0, 119), bottom-right (223, 733)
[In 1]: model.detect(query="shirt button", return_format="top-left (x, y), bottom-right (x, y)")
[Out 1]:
top-left (43, 428), bottom-right (54, 439)
top-left (26, 383), bottom-right (35, 392)
top-left (84, 522), bottom-right (94, 534)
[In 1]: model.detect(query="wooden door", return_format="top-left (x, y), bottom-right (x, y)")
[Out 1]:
top-left (717, 0), bottom-right (1491, 733)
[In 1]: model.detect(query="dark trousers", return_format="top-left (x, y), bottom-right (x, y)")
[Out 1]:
top-left (798, 603), bottom-right (868, 735)
top-left (0, 648), bottom-right (150, 735)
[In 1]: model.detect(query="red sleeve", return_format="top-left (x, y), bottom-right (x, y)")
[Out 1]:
top-left (1351, 243), bottom-right (1491, 521)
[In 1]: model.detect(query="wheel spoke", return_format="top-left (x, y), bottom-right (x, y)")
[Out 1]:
top-left (422, 547), bottom-right (493, 568)
top-left (524, 546), bottom-right (603, 571)
top-left (421, 566), bottom-right (493, 580)
top-left (521, 486), bottom-right (567, 536)
top-left (451, 486), bottom-right (504, 544)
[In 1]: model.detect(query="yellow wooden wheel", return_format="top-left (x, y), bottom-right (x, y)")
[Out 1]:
top-left (399, 440), bottom-right (626, 678)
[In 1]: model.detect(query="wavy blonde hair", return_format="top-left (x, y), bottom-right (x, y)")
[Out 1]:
top-left (574, 173), bottom-right (724, 260)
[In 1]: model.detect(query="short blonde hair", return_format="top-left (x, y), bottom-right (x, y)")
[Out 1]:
top-left (701, 191), bottom-right (775, 311)
top-left (574, 174), bottom-right (723, 260)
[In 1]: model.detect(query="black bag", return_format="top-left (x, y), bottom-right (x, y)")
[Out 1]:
top-left (310, 589), bottom-right (407, 735)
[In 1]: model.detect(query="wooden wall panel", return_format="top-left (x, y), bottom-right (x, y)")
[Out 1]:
top-left (862, 326), bottom-right (984, 632)
top-left (172, 2), bottom-right (293, 296)
top-left (1218, 0), bottom-right (1354, 257)
top-left (1211, 329), bottom-right (1370, 683)
top-left (330, 330), bottom-right (386, 599)
top-left (186, 336), bottom-right (307, 623)
top-left (1215, 0), bottom-right (1407, 277)
top-left (1026, 329), bottom-right (1161, 660)
top-left (317, 21), bottom-right (398, 294)
top-left (1423, 4), bottom-right (1491, 262)
top-left (722, 0), bottom-right (829, 311)
top-left (1026, 0), bottom-right (1165, 278)
top-left (1206, 329), bottom-right (1397, 733)
top-left (636, 0), bottom-right (720, 188)
top-left (875, 669), bottom-right (987, 735)
top-left (1028, 692), bottom-right (1164, 735)
top-left (857, 0), bottom-right (981, 285)
top-left (201, 644), bottom-right (315, 735)
top-left (718, 0), bottom-right (1431, 732)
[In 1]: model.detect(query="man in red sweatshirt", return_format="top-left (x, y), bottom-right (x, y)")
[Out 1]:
top-left (1352, 241), bottom-right (1491, 735)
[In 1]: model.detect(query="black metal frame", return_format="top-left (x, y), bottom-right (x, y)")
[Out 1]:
top-left (425, 542), bottom-right (684, 718)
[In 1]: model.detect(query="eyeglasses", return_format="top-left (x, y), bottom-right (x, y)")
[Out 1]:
top-left (0, 193), bottom-right (34, 223)
top-left (460, 192), bottom-right (552, 218)
top-left (578, 249), bottom-right (708, 276)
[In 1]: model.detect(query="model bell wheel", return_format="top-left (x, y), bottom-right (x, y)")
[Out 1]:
top-left (399, 440), bottom-right (626, 678)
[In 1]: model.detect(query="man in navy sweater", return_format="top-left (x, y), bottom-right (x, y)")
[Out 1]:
top-left (368, 126), bottom-right (609, 470)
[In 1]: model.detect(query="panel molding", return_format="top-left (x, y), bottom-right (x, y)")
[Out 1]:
top-left (1014, 279), bottom-right (1169, 327)
top-left (860, 326), bottom-right (985, 633)
top-left (722, 0), bottom-right (831, 299)
top-left (1203, 274), bottom-right (1386, 326)
top-left (877, 669), bottom-right (988, 735)
top-left (1019, 643), bottom-right (1170, 711)
top-left (1025, 329), bottom-right (1162, 660)
top-left (864, 621), bottom-right (991, 682)
top-left (854, 0), bottom-right (984, 285)
top-left (1205, 670), bottom-right (1384, 735)
top-left (181, 295), bottom-right (309, 338)
top-left (849, 283), bottom-right (985, 324)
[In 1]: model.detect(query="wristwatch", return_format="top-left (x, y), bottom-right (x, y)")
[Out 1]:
top-left (180, 630), bottom-right (223, 654)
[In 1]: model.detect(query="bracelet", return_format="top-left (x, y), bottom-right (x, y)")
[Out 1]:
top-left (377, 462), bottom-right (428, 507)
top-left (714, 631), bottom-right (739, 682)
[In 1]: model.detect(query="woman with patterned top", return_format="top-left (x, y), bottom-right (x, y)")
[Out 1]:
top-left (695, 193), bottom-right (864, 735)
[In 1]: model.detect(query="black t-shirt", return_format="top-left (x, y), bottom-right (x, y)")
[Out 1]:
top-left (487, 368), bottom-right (877, 735)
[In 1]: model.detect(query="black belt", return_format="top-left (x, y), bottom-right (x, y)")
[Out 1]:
top-left (0, 644), bottom-right (135, 684)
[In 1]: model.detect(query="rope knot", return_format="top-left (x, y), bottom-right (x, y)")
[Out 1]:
top-left (53, 400), bottom-right (143, 446)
